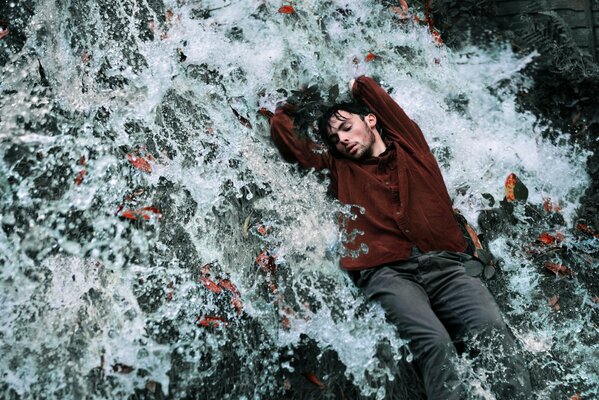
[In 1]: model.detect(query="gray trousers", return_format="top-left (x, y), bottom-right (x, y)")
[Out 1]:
top-left (355, 251), bottom-right (532, 400)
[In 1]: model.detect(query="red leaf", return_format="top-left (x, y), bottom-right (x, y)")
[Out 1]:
top-left (303, 372), bottom-right (325, 389)
top-left (431, 29), bottom-right (443, 46)
top-left (576, 223), bottom-right (599, 239)
top-left (231, 297), bottom-right (243, 314)
top-left (119, 206), bottom-right (162, 221)
top-left (218, 278), bottom-right (241, 297)
top-left (256, 250), bottom-right (276, 273)
top-left (196, 316), bottom-right (227, 328)
top-left (74, 169), bottom-right (86, 185)
top-left (199, 276), bottom-right (222, 294)
top-left (230, 105), bottom-right (252, 129)
top-left (544, 262), bottom-right (573, 277)
top-left (365, 52), bottom-right (376, 62)
top-left (127, 153), bottom-right (152, 173)
top-left (278, 5), bottom-right (295, 14)
top-left (548, 295), bottom-right (560, 311)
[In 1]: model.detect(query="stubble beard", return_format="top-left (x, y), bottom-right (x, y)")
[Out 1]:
top-left (351, 124), bottom-right (376, 160)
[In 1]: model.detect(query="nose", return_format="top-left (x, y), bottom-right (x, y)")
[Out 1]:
top-left (338, 132), bottom-right (350, 143)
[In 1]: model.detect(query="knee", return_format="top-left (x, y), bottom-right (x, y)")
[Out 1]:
top-left (417, 331), bottom-right (454, 358)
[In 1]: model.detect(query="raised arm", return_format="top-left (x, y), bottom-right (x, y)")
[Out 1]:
top-left (351, 76), bottom-right (430, 153)
top-left (269, 104), bottom-right (332, 171)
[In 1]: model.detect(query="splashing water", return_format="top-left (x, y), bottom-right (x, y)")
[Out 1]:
top-left (1, 0), bottom-right (596, 398)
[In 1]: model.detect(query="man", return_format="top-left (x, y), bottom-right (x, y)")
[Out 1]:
top-left (270, 76), bottom-right (531, 399)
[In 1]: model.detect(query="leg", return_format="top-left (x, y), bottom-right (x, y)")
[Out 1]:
top-left (358, 263), bottom-right (466, 400)
top-left (422, 252), bottom-right (532, 399)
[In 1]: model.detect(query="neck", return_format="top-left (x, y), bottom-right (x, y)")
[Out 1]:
top-left (371, 130), bottom-right (386, 157)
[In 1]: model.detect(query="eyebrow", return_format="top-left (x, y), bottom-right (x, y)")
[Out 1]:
top-left (328, 120), bottom-right (350, 136)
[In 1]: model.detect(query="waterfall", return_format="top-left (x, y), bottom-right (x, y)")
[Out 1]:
top-left (0, 1), bottom-right (596, 398)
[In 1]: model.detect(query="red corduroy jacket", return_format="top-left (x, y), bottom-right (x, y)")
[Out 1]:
top-left (270, 76), bottom-right (466, 271)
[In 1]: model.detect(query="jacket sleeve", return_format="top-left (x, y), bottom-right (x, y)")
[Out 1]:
top-left (269, 107), bottom-right (333, 171)
top-left (351, 76), bottom-right (430, 153)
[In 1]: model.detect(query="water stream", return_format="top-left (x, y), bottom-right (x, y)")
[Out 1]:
top-left (0, 1), bottom-right (597, 399)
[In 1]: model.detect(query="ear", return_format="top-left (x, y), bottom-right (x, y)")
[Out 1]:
top-left (366, 113), bottom-right (377, 129)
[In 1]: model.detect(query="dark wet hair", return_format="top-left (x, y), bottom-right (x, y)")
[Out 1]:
top-left (317, 102), bottom-right (379, 154)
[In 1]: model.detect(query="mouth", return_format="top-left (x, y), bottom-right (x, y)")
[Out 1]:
top-left (346, 143), bottom-right (359, 155)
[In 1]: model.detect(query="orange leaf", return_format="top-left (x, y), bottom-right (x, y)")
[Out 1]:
top-left (196, 316), bottom-right (227, 328)
top-left (544, 262), bottom-right (573, 277)
top-left (570, 393), bottom-right (582, 400)
top-left (127, 153), bottom-right (152, 173)
top-left (537, 232), bottom-right (556, 245)
top-left (303, 372), bottom-right (325, 389)
top-left (278, 5), bottom-right (295, 14)
top-left (199, 276), bottom-right (222, 294)
top-left (504, 173), bottom-right (528, 202)
top-left (505, 173), bottom-right (517, 201)
top-left (365, 52), bottom-right (376, 62)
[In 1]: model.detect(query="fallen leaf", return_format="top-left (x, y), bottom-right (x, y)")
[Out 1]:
top-left (504, 173), bottom-right (528, 202)
top-left (576, 223), bottom-right (599, 239)
top-left (548, 295), bottom-right (560, 311)
top-left (390, 0), bottom-right (409, 19)
top-left (281, 314), bottom-right (291, 330)
top-left (199, 276), bottom-right (222, 294)
top-left (112, 363), bottom-right (135, 374)
top-left (570, 393), bottom-right (582, 400)
top-left (431, 29), bottom-right (443, 46)
top-left (120, 206), bottom-right (162, 221)
top-left (543, 198), bottom-right (561, 213)
top-left (537, 232), bottom-right (557, 245)
top-left (231, 297), bottom-right (243, 314)
top-left (256, 250), bottom-right (276, 274)
top-left (127, 153), bottom-right (152, 173)
top-left (196, 316), bottom-right (227, 328)
top-left (230, 105), bottom-right (252, 129)
top-left (257, 224), bottom-right (270, 236)
top-left (278, 5), bottom-right (295, 14)
top-left (218, 278), bottom-right (241, 297)
top-left (303, 372), bottom-right (325, 389)
top-left (544, 262), bottom-right (574, 277)
top-left (74, 169), bottom-right (86, 185)
top-left (166, 292), bottom-right (173, 301)
top-left (365, 52), bottom-right (376, 62)
top-left (242, 212), bottom-right (253, 239)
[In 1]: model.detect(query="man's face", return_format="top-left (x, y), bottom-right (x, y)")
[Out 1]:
top-left (327, 110), bottom-right (377, 160)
